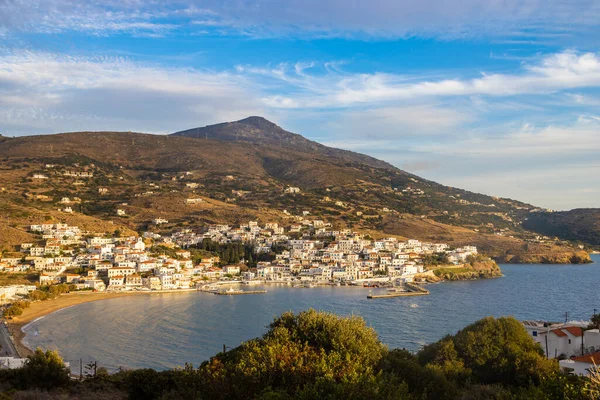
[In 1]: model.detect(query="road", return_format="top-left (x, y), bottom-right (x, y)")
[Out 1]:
top-left (0, 321), bottom-right (19, 357)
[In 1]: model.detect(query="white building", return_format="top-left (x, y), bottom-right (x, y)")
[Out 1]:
top-left (523, 321), bottom-right (589, 359)
top-left (560, 352), bottom-right (600, 376)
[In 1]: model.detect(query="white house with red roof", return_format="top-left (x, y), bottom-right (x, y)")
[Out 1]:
top-left (560, 351), bottom-right (600, 376)
top-left (523, 321), bottom-right (591, 359)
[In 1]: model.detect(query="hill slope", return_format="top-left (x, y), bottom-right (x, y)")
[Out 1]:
top-left (0, 118), bottom-right (594, 262)
top-left (523, 209), bottom-right (600, 246)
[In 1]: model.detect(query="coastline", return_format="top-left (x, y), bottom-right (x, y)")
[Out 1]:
top-left (8, 289), bottom-right (198, 357)
top-left (5, 267), bottom-right (510, 358)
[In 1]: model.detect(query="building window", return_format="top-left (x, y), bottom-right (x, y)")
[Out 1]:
top-left (532, 331), bottom-right (538, 337)
top-left (569, 339), bottom-right (572, 344)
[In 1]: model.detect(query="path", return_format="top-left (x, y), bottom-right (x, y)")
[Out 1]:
top-left (0, 321), bottom-right (19, 357)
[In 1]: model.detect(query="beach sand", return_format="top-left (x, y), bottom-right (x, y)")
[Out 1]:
top-left (8, 291), bottom-right (142, 357)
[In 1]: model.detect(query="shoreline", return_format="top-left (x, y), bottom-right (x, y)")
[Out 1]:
top-left (8, 289), bottom-right (199, 357)
top-left (6, 275), bottom-right (503, 357)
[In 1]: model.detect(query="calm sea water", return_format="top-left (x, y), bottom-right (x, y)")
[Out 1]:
top-left (24, 254), bottom-right (600, 372)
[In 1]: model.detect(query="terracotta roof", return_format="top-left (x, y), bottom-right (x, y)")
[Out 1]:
top-left (572, 351), bottom-right (600, 364)
top-left (551, 329), bottom-right (568, 337)
top-left (564, 326), bottom-right (583, 337)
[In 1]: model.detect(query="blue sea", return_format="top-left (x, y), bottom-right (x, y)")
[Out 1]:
top-left (24, 254), bottom-right (600, 372)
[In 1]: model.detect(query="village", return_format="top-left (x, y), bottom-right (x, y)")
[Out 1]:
top-left (2, 219), bottom-right (600, 377)
top-left (0, 218), bottom-right (479, 299)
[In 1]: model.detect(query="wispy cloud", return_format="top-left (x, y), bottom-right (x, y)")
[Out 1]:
top-left (243, 52), bottom-right (600, 109)
top-left (1, 0), bottom-right (600, 41)
top-left (0, 51), bottom-right (264, 134)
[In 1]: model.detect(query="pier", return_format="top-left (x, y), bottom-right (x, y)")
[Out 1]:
top-left (210, 289), bottom-right (267, 295)
top-left (367, 283), bottom-right (429, 299)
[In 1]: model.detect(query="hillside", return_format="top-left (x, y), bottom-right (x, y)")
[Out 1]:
top-left (523, 209), bottom-right (600, 247)
top-left (0, 117), bottom-right (594, 262)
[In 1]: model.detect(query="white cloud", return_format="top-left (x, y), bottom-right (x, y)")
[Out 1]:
top-left (1, 0), bottom-right (600, 40)
top-left (249, 51), bottom-right (600, 109)
top-left (0, 0), bottom-right (179, 37)
top-left (0, 51), bottom-right (264, 134)
top-left (432, 118), bottom-right (600, 157)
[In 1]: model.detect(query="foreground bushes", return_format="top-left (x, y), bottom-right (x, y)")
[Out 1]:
top-left (0, 310), bottom-right (595, 399)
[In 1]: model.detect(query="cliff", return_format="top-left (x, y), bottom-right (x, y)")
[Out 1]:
top-left (416, 260), bottom-right (503, 282)
top-left (494, 249), bottom-right (591, 264)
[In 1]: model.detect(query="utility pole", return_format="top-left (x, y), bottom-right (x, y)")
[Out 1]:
top-left (564, 312), bottom-right (569, 323)
top-left (79, 358), bottom-right (83, 381)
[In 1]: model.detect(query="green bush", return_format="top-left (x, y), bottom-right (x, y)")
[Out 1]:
top-left (3, 305), bottom-right (23, 318)
top-left (17, 349), bottom-right (71, 390)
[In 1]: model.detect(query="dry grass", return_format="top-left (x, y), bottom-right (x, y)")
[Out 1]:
top-left (589, 360), bottom-right (600, 399)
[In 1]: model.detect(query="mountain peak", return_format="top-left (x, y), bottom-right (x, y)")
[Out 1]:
top-left (236, 116), bottom-right (279, 129)
top-left (172, 116), bottom-right (290, 142)
top-left (171, 117), bottom-right (395, 170)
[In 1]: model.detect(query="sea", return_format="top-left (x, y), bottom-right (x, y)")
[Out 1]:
top-left (23, 254), bottom-right (600, 372)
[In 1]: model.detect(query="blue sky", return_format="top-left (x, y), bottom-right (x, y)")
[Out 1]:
top-left (0, 1), bottom-right (599, 210)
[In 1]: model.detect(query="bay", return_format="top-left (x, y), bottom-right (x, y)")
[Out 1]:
top-left (24, 254), bottom-right (600, 372)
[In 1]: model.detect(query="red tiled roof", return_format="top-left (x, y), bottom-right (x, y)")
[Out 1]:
top-left (572, 351), bottom-right (600, 364)
top-left (564, 326), bottom-right (583, 337)
top-left (551, 329), bottom-right (568, 337)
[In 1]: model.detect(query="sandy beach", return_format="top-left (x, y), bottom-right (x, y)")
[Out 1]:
top-left (7, 291), bottom-right (165, 357)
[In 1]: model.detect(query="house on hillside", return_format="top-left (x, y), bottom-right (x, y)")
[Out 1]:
top-left (560, 352), bottom-right (600, 376)
top-left (284, 187), bottom-right (301, 194)
top-left (223, 265), bottom-right (241, 275)
top-left (523, 321), bottom-right (590, 359)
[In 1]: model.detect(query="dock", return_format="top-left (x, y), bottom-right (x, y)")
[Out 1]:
top-left (367, 283), bottom-right (429, 299)
top-left (212, 290), bottom-right (267, 296)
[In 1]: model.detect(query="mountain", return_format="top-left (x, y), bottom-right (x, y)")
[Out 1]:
top-left (173, 116), bottom-right (395, 171)
top-left (0, 117), bottom-right (594, 262)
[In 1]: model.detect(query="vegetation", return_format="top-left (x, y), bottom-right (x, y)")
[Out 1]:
top-left (523, 209), bottom-right (600, 246)
top-left (2, 299), bottom-right (30, 318)
top-left (0, 310), bottom-right (597, 399)
top-left (192, 238), bottom-right (286, 267)
top-left (27, 283), bottom-right (74, 302)
top-left (422, 252), bottom-right (449, 266)
top-left (0, 272), bottom-right (38, 286)
top-left (430, 259), bottom-right (503, 281)
top-left (0, 349), bottom-right (71, 391)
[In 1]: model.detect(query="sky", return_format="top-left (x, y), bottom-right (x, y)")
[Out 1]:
top-left (0, 1), bottom-right (599, 210)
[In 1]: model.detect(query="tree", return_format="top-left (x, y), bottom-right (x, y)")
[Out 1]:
top-left (197, 309), bottom-right (387, 399)
top-left (381, 349), bottom-right (459, 399)
top-left (419, 317), bottom-right (558, 387)
top-left (590, 313), bottom-right (600, 329)
top-left (18, 349), bottom-right (71, 390)
top-left (3, 305), bottom-right (23, 318)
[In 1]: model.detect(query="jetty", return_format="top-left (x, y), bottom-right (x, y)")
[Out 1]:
top-left (211, 289), bottom-right (267, 296)
top-left (367, 283), bottom-right (429, 299)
